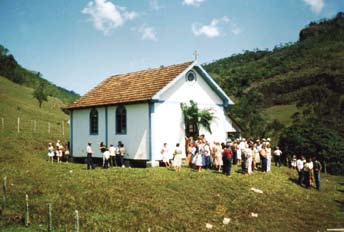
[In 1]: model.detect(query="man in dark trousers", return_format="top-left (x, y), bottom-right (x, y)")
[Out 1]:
top-left (312, 156), bottom-right (322, 190)
top-left (86, 142), bottom-right (94, 170)
top-left (223, 145), bottom-right (233, 176)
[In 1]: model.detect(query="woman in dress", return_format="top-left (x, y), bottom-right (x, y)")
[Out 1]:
top-left (214, 142), bottom-right (223, 172)
top-left (303, 157), bottom-right (313, 189)
top-left (195, 148), bottom-right (203, 172)
top-left (161, 143), bottom-right (170, 167)
top-left (173, 143), bottom-right (183, 172)
top-left (56, 144), bottom-right (63, 163)
top-left (48, 143), bottom-right (54, 163)
top-left (252, 142), bottom-right (259, 170)
top-left (266, 143), bottom-right (272, 172)
top-left (246, 143), bottom-right (253, 175)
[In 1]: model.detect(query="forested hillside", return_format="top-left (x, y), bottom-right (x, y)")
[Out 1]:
top-left (204, 12), bottom-right (344, 174)
top-left (0, 45), bottom-right (79, 104)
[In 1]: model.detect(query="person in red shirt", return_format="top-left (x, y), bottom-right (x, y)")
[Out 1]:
top-left (223, 145), bottom-right (233, 176)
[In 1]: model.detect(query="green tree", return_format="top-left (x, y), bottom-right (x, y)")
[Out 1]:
top-left (33, 80), bottom-right (48, 108)
top-left (180, 100), bottom-right (215, 139)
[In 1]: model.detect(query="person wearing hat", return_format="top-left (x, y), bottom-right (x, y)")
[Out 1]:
top-left (86, 142), bottom-right (94, 170)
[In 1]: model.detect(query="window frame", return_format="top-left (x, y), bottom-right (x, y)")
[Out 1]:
top-left (89, 108), bottom-right (99, 135)
top-left (116, 105), bottom-right (127, 135)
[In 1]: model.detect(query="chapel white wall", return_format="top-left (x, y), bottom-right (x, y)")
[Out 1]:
top-left (71, 107), bottom-right (106, 158)
top-left (107, 103), bottom-right (149, 160)
top-left (151, 68), bottom-right (236, 161)
top-left (71, 103), bottom-right (149, 159)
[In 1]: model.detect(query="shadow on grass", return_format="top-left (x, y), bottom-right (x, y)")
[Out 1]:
top-left (334, 200), bottom-right (344, 212)
top-left (289, 177), bottom-right (299, 185)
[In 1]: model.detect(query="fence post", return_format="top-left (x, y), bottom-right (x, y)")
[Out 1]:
top-left (74, 210), bottom-right (79, 232)
top-left (48, 203), bottom-right (53, 232)
top-left (1, 117), bottom-right (4, 130)
top-left (34, 120), bottom-right (37, 133)
top-left (62, 121), bottom-right (65, 136)
top-left (48, 122), bottom-right (51, 134)
top-left (17, 117), bottom-right (20, 133)
top-left (2, 176), bottom-right (7, 213)
top-left (25, 194), bottom-right (30, 226)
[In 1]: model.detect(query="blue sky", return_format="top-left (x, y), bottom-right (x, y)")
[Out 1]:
top-left (0, 0), bottom-right (343, 95)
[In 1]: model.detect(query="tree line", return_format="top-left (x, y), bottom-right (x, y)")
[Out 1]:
top-left (204, 12), bottom-right (344, 175)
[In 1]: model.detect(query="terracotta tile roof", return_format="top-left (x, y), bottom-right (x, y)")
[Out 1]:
top-left (66, 61), bottom-right (193, 109)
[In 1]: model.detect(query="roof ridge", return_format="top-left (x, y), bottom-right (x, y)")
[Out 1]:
top-left (66, 60), bottom-right (194, 109)
top-left (109, 61), bottom-right (193, 78)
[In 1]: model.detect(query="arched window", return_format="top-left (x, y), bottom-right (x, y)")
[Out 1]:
top-left (89, 108), bottom-right (98, 135)
top-left (116, 105), bottom-right (127, 134)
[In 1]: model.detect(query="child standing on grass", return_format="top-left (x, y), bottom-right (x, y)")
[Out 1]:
top-left (48, 143), bottom-right (54, 163)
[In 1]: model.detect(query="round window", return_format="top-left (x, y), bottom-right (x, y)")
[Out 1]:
top-left (186, 70), bottom-right (196, 82)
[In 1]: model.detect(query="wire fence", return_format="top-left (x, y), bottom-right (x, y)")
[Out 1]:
top-left (0, 116), bottom-right (69, 137)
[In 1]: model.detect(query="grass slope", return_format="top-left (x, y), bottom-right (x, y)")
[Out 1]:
top-left (262, 104), bottom-right (298, 126)
top-left (0, 76), bottom-right (344, 231)
top-left (1, 155), bottom-right (344, 231)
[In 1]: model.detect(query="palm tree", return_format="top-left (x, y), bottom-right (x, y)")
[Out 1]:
top-left (180, 100), bottom-right (215, 139)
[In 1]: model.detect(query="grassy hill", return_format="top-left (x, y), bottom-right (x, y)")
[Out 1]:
top-left (0, 76), bottom-right (344, 231)
top-left (0, 45), bottom-right (79, 104)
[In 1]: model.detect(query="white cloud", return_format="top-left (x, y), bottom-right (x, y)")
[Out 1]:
top-left (182, 0), bottom-right (205, 7)
top-left (139, 25), bottom-right (158, 41)
top-left (192, 16), bottom-right (241, 38)
top-left (82, 0), bottom-right (138, 35)
top-left (192, 19), bottom-right (220, 38)
top-left (303, 0), bottom-right (324, 13)
top-left (150, 0), bottom-right (163, 11)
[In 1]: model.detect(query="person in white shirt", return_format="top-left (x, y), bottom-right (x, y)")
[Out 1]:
top-left (103, 149), bottom-right (110, 169)
top-left (273, 146), bottom-right (283, 167)
top-left (109, 144), bottom-right (116, 167)
top-left (86, 142), bottom-right (94, 170)
top-left (296, 156), bottom-right (305, 185)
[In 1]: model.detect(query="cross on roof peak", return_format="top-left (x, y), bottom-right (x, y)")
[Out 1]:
top-left (193, 50), bottom-right (199, 61)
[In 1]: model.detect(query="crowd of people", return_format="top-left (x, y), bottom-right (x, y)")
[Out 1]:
top-left (47, 135), bottom-right (322, 190)
top-left (47, 140), bottom-right (70, 163)
top-left (294, 155), bottom-right (322, 190)
top-left (86, 141), bottom-right (127, 170)
top-left (159, 135), bottom-right (284, 176)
